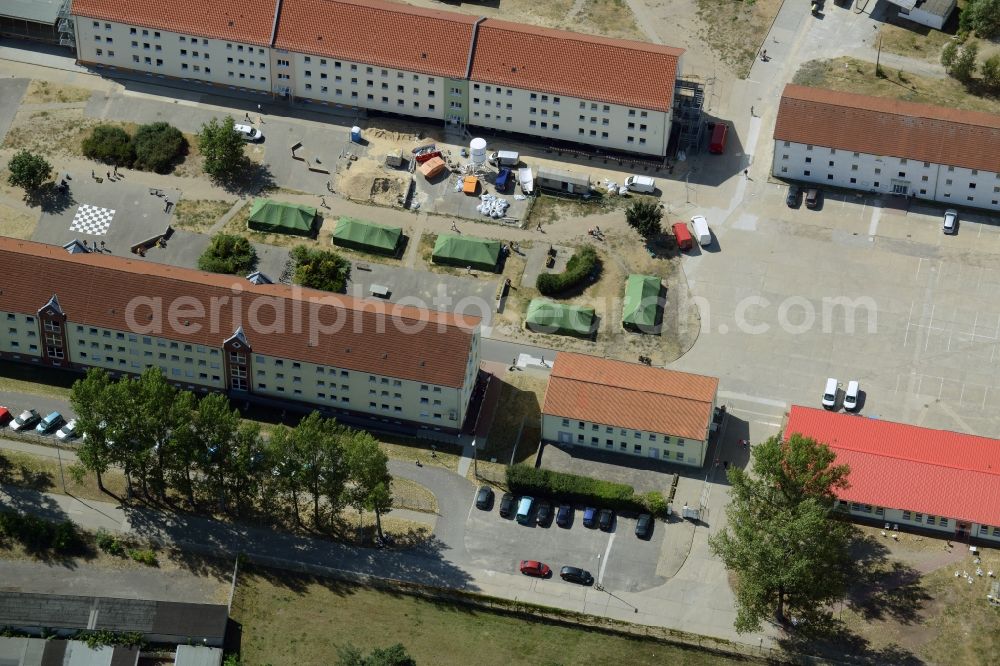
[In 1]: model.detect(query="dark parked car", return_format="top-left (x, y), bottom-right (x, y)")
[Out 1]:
top-left (10, 409), bottom-right (40, 432)
top-left (583, 507), bottom-right (598, 528)
top-left (786, 185), bottom-right (801, 208)
top-left (499, 492), bottom-right (515, 518)
top-left (805, 188), bottom-right (821, 209)
top-left (556, 504), bottom-right (573, 528)
top-left (536, 501), bottom-right (553, 526)
top-left (559, 566), bottom-right (594, 585)
top-left (598, 508), bottom-right (614, 532)
top-left (519, 560), bottom-right (551, 577)
top-left (475, 485), bottom-right (494, 510)
top-left (635, 513), bottom-right (653, 539)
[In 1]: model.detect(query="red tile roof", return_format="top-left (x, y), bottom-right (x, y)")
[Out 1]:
top-left (774, 84), bottom-right (1000, 174)
top-left (470, 20), bottom-right (683, 112)
top-left (274, 0), bottom-right (479, 78)
top-left (71, 0), bottom-right (280, 47)
top-left (785, 406), bottom-right (1000, 527)
top-left (0, 237), bottom-right (479, 388)
top-left (542, 352), bottom-right (718, 440)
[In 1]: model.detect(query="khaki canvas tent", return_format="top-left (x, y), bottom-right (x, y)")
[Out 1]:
top-left (431, 234), bottom-right (501, 272)
top-left (247, 199), bottom-right (317, 236)
top-left (525, 299), bottom-right (596, 337)
top-left (622, 274), bottom-right (662, 332)
top-left (332, 217), bottom-right (403, 255)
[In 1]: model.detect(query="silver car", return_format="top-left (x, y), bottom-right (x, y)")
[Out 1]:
top-left (943, 209), bottom-right (957, 235)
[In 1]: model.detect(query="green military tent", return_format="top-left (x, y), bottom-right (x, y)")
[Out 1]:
top-left (525, 299), bottom-right (596, 337)
top-left (432, 234), bottom-right (501, 272)
top-left (622, 274), bottom-right (662, 332)
top-left (247, 199), bottom-right (317, 236)
top-left (332, 217), bottom-right (403, 255)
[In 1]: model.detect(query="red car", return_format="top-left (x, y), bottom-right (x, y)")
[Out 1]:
top-left (0, 406), bottom-right (11, 426)
top-left (519, 560), bottom-right (551, 578)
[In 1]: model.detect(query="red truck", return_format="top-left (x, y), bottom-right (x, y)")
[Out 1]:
top-left (709, 122), bottom-right (729, 154)
top-left (414, 150), bottom-right (442, 164)
top-left (672, 222), bottom-right (693, 250)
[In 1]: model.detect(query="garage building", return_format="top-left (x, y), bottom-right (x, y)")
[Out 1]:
top-left (785, 406), bottom-right (1000, 544)
top-left (541, 352), bottom-right (718, 467)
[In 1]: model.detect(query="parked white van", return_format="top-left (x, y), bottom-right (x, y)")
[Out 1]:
top-left (624, 175), bottom-right (656, 193)
top-left (822, 378), bottom-right (838, 409)
top-left (690, 215), bottom-right (712, 246)
top-left (234, 124), bottom-right (263, 142)
top-left (844, 380), bottom-right (860, 411)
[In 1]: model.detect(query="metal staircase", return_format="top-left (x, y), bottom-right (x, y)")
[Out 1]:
top-left (673, 78), bottom-right (706, 157)
top-left (57, 0), bottom-right (75, 49)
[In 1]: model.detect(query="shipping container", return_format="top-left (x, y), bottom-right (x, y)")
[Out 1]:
top-left (708, 123), bottom-right (728, 154)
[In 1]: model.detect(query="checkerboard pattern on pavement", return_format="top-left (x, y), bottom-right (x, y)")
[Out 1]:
top-left (69, 204), bottom-right (115, 236)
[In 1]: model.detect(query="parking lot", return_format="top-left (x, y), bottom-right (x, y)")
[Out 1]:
top-left (673, 182), bottom-right (1000, 438)
top-left (465, 491), bottom-right (668, 594)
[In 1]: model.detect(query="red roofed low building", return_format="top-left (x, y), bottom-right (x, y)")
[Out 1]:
top-left (0, 238), bottom-right (482, 434)
top-left (541, 353), bottom-right (719, 467)
top-left (68, 0), bottom-right (683, 157)
top-left (773, 84), bottom-right (1000, 212)
top-left (785, 406), bottom-right (1000, 544)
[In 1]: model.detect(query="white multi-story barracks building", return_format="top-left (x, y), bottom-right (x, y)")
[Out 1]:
top-left (773, 84), bottom-right (1000, 212)
top-left (0, 238), bottom-right (482, 435)
top-left (69, 0), bottom-right (684, 157)
top-left (541, 352), bottom-right (719, 467)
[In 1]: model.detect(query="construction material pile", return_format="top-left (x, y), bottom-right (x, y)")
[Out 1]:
top-left (477, 192), bottom-right (510, 218)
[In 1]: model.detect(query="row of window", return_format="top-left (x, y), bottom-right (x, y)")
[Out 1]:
top-left (562, 418), bottom-right (683, 445)
top-left (577, 435), bottom-right (684, 460)
top-left (781, 166), bottom-right (1000, 205)
top-left (784, 142), bottom-right (999, 177)
top-left (785, 155), bottom-right (993, 190)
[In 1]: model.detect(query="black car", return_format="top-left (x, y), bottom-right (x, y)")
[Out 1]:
top-left (598, 508), bottom-right (614, 532)
top-left (536, 501), bottom-right (553, 526)
top-left (805, 188), bottom-right (821, 209)
top-left (635, 513), bottom-right (653, 539)
top-left (786, 185), bottom-right (801, 208)
top-left (560, 566), bottom-right (594, 586)
top-left (499, 492), bottom-right (515, 518)
top-left (475, 486), bottom-right (494, 510)
top-left (556, 504), bottom-right (573, 528)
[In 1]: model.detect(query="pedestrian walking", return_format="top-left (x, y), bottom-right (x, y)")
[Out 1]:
top-left (743, 169), bottom-right (749, 178)
top-left (91, 169), bottom-right (95, 179)
top-left (750, 105), bottom-right (754, 117)
top-left (106, 171), bottom-right (111, 180)
top-left (761, 49), bottom-right (768, 62)
top-left (451, 222), bottom-right (459, 232)
top-left (245, 112), bottom-right (251, 121)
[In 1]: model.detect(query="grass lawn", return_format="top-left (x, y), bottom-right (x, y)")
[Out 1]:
top-left (231, 571), bottom-right (746, 666)
top-left (794, 56), bottom-right (1000, 115)
top-left (23, 80), bottom-right (93, 104)
top-left (878, 3), bottom-right (965, 62)
top-left (172, 199), bottom-right (236, 233)
top-left (0, 360), bottom-right (75, 399)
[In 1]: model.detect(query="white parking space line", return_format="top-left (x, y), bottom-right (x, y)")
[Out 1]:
top-left (867, 205), bottom-right (881, 238)
top-left (598, 532), bottom-right (615, 585)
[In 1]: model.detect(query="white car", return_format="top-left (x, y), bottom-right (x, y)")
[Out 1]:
top-left (10, 409), bottom-right (40, 431)
top-left (942, 209), bottom-right (957, 235)
top-left (844, 381), bottom-right (860, 412)
top-left (822, 378), bottom-right (838, 410)
top-left (56, 419), bottom-right (78, 441)
top-left (234, 123), bottom-right (263, 142)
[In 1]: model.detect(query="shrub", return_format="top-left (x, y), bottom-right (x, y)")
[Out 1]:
top-left (535, 245), bottom-right (599, 295)
top-left (133, 122), bottom-right (187, 173)
top-left (82, 125), bottom-right (135, 167)
top-left (96, 528), bottom-right (126, 557)
top-left (625, 199), bottom-right (662, 239)
top-left (128, 548), bottom-right (158, 566)
top-left (0, 510), bottom-right (83, 554)
top-left (289, 245), bottom-right (351, 292)
top-left (640, 491), bottom-right (670, 518)
top-left (198, 233), bottom-right (258, 274)
top-left (506, 465), bottom-right (645, 512)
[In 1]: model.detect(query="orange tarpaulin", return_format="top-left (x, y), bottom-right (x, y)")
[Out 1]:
top-left (462, 175), bottom-right (479, 195)
top-left (419, 156), bottom-right (447, 178)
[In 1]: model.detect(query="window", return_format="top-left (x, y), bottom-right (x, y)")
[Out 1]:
top-left (805, 157), bottom-right (812, 164)
top-left (898, 172), bottom-right (906, 178)
top-left (96, 48), bottom-right (103, 56)
top-left (915, 512), bottom-right (924, 522)
top-left (804, 170), bottom-right (811, 177)
top-left (938, 518), bottom-right (947, 527)
top-left (926, 516), bottom-right (936, 526)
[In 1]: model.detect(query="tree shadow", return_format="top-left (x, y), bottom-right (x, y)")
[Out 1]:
top-left (216, 159), bottom-right (276, 198)
top-left (28, 182), bottom-right (75, 215)
top-left (777, 615), bottom-right (925, 665)
top-left (845, 531), bottom-right (930, 625)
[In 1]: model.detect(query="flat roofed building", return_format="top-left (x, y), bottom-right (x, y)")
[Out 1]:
top-left (1, 0), bottom-right (63, 44)
top-left (0, 237), bottom-right (481, 434)
top-left (541, 352), bottom-right (719, 467)
top-left (773, 84), bottom-right (1000, 212)
top-left (785, 406), bottom-right (1000, 543)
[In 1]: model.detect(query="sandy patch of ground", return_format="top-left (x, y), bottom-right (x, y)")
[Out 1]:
top-left (171, 199), bottom-right (235, 233)
top-left (22, 80), bottom-right (93, 105)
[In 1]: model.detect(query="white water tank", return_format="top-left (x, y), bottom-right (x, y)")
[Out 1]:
top-left (470, 137), bottom-right (487, 165)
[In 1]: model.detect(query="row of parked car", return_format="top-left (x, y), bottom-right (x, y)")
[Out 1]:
top-left (475, 486), bottom-right (653, 539)
top-left (0, 406), bottom-right (77, 440)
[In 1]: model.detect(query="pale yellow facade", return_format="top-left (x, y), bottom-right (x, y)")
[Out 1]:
top-left (541, 414), bottom-right (708, 467)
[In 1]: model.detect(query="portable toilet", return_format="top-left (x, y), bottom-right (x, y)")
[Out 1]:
top-left (350, 126), bottom-right (362, 143)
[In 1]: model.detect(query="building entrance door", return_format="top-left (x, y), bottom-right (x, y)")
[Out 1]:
top-left (648, 447), bottom-right (659, 459)
top-left (557, 431), bottom-right (572, 444)
top-left (891, 180), bottom-right (909, 195)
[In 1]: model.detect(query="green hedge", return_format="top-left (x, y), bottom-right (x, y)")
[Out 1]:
top-left (536, 245), bottom-right (600, 295)
top-left (0, 510), bottom-right (84, 554)
top-left (505, 464), bottom-right (669, 517)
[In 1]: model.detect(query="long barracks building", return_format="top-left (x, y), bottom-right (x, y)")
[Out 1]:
top-left (68, 0), bottom-right (683, 157)
top-left (0, 237), bottom-right (482, 434)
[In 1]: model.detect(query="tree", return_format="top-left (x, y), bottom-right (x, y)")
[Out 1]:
top-left (133, 122), bottom-right (187, 173)
top-left (130, 367), bottom-right (191, 501)
top-left (709, 434), bottom-right (854, 632)
top-left (289, 246), bottom-right (351, 292)
top-left (82, 125), bottom-right (135, 167)
top-left (966, 0), bottom-right (1000, 39)
top-left (191, 392), bottom-right (242, 511)
top-left (344, 432), bottom-right (393, 542)
top-left (70, 368), bottom-right (116, 493)
top-left (289, 412), bottom-right (348, 529)
top-left (951, 42), bottom-right (979, 83)
top-left (980, 54), bottom-right (1000, 92)
top-left (198, 116), bottom-right (245, 180)
top-left (624, 199), bottom-right (662, 239)
top-left (940, 41), bottom-right (958, 71)
top-left (337, 643), bottom-right (415, 666)
top-left (7, 150), bottom-right (51, 193)
top-left (198, 233), bottom-right (258, 274)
